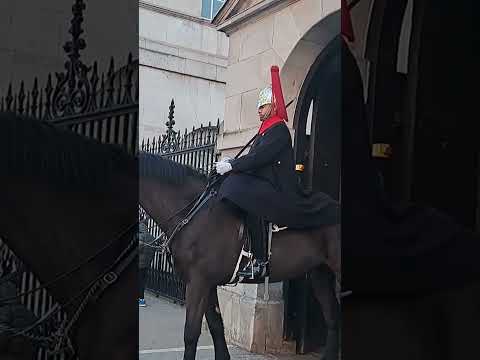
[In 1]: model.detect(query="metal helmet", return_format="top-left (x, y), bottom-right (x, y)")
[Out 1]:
top-left (257, 86), bottom-right (273, 109)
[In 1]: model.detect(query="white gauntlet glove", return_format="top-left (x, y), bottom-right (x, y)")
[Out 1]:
top-left (215, 160), bottom-right (233, 175)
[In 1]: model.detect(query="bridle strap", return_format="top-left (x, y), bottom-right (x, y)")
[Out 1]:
top-left (0, 231), bottom-right (139, 356)
top-left (162, 188), bottom-right (217, 252)
top-left (0, 221), bottom-right (137, 304)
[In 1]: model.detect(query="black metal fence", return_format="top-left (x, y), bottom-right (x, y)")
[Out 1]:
top-left (0, 55), bottom-right (138, 156)
top-left (0, 1), bottom-right (138, 359)
top-left (140, 99), bottom-right (219, 304)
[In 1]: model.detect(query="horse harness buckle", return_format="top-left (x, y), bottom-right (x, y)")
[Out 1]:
top-left (103, 271), bottom-right (118, 284)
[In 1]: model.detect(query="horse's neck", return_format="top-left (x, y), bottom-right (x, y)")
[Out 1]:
top-left (140, 178), bottom-right (205, 234)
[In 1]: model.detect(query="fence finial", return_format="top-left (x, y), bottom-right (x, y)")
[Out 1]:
top-left (167, 99), bottom-right (175, 129)
top-left (63, 0), bottom-right (87, 68)
top-left (160, 99), bottom-right (179, 154)
top-left (18, 81), bottom-right (26, 115)
top-left (31, 78), bottom-right (39, 117)
top-left (6, 83), bottom-right (13, 111)
top-left (51, 0), bottom-right (90, 117)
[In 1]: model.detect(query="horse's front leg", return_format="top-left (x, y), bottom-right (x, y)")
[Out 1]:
top-left (205, 287), bottom-right (230, 360)
top-left (183, 278), bottom-right (210, 360)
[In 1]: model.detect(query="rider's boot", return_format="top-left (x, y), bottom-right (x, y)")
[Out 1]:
top-left (237, 214), bottom-right (268, 279)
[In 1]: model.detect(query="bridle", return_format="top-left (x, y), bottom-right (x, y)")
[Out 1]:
top-left (146, 172), bottom-right (222, 255)
top-left (0, 221), bottom-right (138, 356)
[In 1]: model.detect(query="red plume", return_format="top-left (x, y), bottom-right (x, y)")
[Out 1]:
top-left (271, 65), bottom-right (288, 121)
top-left (341, 0), bottom-right (355, 42)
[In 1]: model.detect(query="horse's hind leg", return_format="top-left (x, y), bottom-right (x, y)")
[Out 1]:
top-left (205, 287), bottom-right (230, 360)
top-left (311, 265), bottom-right (340, 360)
top-left (183, 279), bottom-right (210, 360)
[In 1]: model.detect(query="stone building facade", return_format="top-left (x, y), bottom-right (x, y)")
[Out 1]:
top-left (139, 0), bottom-right (230, 140)
top-left (213, 0), bottom-right (340, 353)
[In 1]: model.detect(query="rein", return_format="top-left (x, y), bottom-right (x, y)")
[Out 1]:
top-left (0, 222), bottom-right (137, 305)
top-left (149, 174), bottom-right (221, 255)
top-left (0, 221), bottom-right (138, 356)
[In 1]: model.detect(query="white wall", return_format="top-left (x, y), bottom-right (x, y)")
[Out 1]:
top-left (0, 0), bottom-right (137, 97)
top-left (139, 8), bottom-right (228, 55)
top-left (140, 65), bottom-right (225, 140)
top-left (139, 3), bottom-right (229, 140)
top-left (146, 0), bottom-right (203, 18)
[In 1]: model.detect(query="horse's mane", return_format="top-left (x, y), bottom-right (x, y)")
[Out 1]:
top-left (0, 111), bottom-right (136, 190)
top-left (139, 152), bottom-right (207, 185)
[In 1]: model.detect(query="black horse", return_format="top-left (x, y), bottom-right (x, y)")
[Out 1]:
top-left (0, 112), bottom-right (138, 359)
top-left (139, 153), bottom-right (341, 360)
top-left (341, 35), bottom-right (480, 359)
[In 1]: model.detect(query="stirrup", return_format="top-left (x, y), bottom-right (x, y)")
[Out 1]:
top-left (237, 260), bottom-right (267, 280)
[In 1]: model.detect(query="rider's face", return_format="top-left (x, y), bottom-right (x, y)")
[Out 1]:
top-left (258, 103), bottom-right (272, 121)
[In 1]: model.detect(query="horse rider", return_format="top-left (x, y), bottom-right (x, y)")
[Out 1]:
top-left (215, 66), bottom-right (340, 279)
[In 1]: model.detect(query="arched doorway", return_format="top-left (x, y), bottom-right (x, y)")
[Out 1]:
top-left (294, 37), bottom-right (341, 199)
top-left (283, 36), bottom-right (341, 354)
top-left (408, 0), bottom-right (476, 229)
top-left (341, 1), bottom-right (478, 359)
top-left (365, 0), bottom-right (477, 230)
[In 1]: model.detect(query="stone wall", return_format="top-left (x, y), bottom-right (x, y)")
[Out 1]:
top-left (139, 1), bottom-right (229, 139)
top-left (145, 0), bottom-right (203, 18)
top-left (218, 0), bottom-right (339, 152)
top-left (215, 0), bottom-right (340, 352)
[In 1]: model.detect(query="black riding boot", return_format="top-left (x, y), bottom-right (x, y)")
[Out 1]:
top-left (238, 214), bottom-right (268, 279)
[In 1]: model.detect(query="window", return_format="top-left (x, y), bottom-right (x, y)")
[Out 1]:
top-left (201, 0), bottom-right (225, 20)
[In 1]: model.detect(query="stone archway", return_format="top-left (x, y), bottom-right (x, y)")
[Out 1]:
top-left (279, 18), bottom-right (341, 353)
top-left (280, 11), bottom-right (340, 127)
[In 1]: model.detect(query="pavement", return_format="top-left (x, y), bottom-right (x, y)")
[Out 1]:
top-left (139, 292), bottom-right (320, 360)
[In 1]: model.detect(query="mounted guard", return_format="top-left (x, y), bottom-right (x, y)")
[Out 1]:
top-left (215, 65), bottom-right (340, 279)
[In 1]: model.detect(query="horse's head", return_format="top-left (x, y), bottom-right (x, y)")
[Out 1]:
top-left (139, 152), bottom-right (208, 225)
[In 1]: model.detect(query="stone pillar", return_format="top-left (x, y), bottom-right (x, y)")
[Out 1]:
top-left (217, 283), bottom-right (296, 353)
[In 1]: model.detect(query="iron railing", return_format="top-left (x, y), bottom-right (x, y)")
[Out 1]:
top-left (140, 99), bottom-right (219, 304)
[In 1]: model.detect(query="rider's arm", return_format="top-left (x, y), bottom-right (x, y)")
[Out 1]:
top-left (230, 124), bottom-right (289, 172)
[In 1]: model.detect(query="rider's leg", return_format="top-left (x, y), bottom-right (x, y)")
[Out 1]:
top-left (238, 213), bottom-right (267, 278)
top-left (247, 213), bottom-right (266, 264)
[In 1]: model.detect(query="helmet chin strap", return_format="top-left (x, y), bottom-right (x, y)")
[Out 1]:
top-left (259, 103), bottom-right (273, 121)
top-left (265, 105), bottom-right (273, 119)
